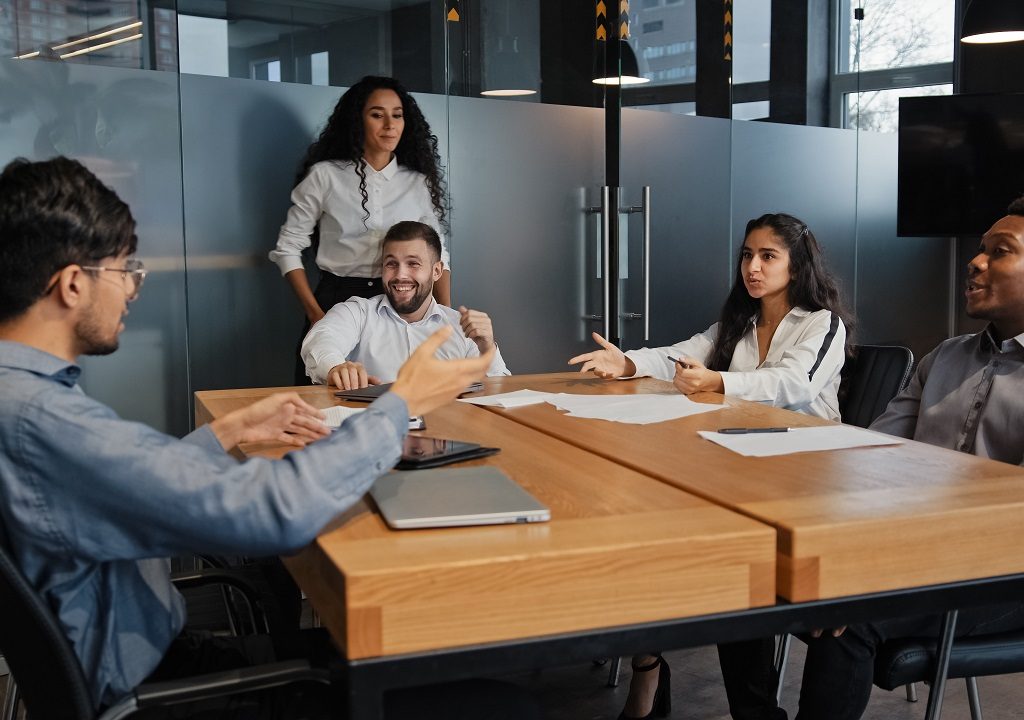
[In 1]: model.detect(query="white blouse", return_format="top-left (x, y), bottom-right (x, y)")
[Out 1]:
top-left (625, 307), bottom-right (846, 421)
top-left (269, 157), bottom-right (449, 279)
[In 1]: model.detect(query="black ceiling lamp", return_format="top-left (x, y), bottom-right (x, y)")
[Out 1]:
top-left (480, 0), bottom-right (537, 97)
top-left (961, 0), bottom-right (1024, 44)
top-left (592, 0), bottom-right (650, 86)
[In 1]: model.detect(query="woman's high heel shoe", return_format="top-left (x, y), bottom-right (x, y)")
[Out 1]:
top-left (618, 654), bottom-right (671, 719)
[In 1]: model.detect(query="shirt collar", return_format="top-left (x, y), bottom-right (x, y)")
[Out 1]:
top-left (377, 294), bottom-right (445, 325)
top-left (749, 306), bottom-right (813, 325)
top-left (980, 325), bottom-right (1024, 353)
top-left (0, 340), bottom-right (82, 386)
top-left (370, 155), bottom-right (399, 181)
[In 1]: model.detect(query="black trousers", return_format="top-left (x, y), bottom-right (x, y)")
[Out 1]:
top-left (293, 274), bottom-right (384, 386)
top-left (133, 628), bottom-right (543, 720)
top-left (718, 602), bottom-right (1024, 720)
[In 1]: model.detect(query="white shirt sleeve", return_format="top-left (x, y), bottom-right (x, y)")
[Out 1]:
top-left (269, 166), bottom-right (330, 276)
top-left (624, 324), bottom-right (719, 381)
top-left (720, 312), bottom-right (846, 409)
top-left (300, 300), bottom-right (367, 384)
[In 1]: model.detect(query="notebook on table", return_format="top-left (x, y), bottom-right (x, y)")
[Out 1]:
top-left (369, 467), bottom-right (550, 529)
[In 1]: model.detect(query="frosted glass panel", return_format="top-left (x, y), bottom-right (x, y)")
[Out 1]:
top-left (0, 58), bottom-right (189, 434)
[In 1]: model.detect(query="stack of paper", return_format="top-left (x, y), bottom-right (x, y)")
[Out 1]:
top-left (458, 389), bottom-right (554, 408)
top-left (546, 393), bottom-right (724, 425)
top-left (321, 405), bottom-right (424, 431)
top-left (321, 405), bottom-right (364, 427)
top-left (698, 426), bottom-right (903, 457)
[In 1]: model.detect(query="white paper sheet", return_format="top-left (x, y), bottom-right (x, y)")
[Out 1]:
top-left (698, 425), bottom-right (903, 457)
top-left (457, 389), bottom-right (555, 408)
top-left (321, 405), bottom-right (423, 430)
top-left (321, 405), bottom-right (364, 427)
top-left (546, 393), bottom-right (724, 425)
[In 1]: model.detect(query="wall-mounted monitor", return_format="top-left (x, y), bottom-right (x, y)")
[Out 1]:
top-left (898, 93), bottom-right (1024, 237)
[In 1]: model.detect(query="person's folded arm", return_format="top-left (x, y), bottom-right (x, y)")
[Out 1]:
top-left (14, 390), bottom-right (408, 561)
top-left (268, 166), bottom-right (330, 276)
top-left (720, 314), bottom-right (845, 409)
top-left (300, 300), bottom-right (366, 384)
top-left (624, 325), bottom-right (718, 381)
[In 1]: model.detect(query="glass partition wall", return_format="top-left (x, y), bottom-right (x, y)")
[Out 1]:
top-left (0, 0), bottom-right (963, 435)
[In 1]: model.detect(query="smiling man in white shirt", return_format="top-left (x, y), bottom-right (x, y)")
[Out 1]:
top-left (301, 221), bottom-right (510, 389)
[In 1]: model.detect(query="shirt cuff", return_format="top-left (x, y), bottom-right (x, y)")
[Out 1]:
top-left (720, 371), bottom-right (752, 400)
top-left (272, 253), bottom-right (305, 276)
top-left (312, 354), bottom-right (348, 385)
top-left (182, 424), bottom-right (226, 454)
top-left (368, 391), bottom-right (412, 438)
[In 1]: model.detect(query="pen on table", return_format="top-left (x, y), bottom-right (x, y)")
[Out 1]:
top-left (717, 427), bottom-right (790, 434)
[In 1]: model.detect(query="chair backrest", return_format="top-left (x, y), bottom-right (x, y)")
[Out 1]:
top-left (0, 535), bottom-right (96, 719)
top-left (838, 344), bottom-right (914, 428)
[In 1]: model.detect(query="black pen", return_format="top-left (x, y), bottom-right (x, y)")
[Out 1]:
top-left (717, 427), bottom-right (790, 434)
top-left (666, 355), bottom-right (694, 369)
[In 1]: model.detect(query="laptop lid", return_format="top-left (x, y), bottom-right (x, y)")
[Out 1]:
top-left (369, 467), bottom-right (550, 529)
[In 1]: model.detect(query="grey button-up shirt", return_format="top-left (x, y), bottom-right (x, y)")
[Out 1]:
top-left (870, 327), bottom-right (1024, 465)
top-left (0, 340), bottom-right (408, 709)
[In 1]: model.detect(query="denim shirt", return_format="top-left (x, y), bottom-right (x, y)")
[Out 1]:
top-left (0, 340), bottom-right (407, 709)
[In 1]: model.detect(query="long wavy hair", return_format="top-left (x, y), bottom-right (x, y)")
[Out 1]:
top-left (295, 76), bottom-right (447, 229)
top-left (705, 213), bottom-right (854, 372)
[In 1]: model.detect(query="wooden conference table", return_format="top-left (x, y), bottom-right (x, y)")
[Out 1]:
top-left (195, 373), bottom-right (1024, 719)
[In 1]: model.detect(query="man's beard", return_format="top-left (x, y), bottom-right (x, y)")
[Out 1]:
top-left (75, 302), bottom-right (120, 356)
top-left (386, 281), bottom-right (433, 315)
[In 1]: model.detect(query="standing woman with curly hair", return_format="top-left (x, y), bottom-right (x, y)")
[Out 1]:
top-left (270, 76), bottom-right (449, 382)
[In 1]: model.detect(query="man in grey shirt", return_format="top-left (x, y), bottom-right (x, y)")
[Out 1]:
top-left (0, 157), bottom-right (537, 719)
top-left (721, 199), bottom-right (1024, 720)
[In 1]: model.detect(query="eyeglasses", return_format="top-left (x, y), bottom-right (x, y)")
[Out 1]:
top-left (79, 258), bottom-right (148, 299)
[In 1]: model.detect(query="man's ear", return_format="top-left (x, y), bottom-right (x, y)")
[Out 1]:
top-left (432, 261), bottom-right (443, 282)
top-left (55, 265), bottom-right (89, 309)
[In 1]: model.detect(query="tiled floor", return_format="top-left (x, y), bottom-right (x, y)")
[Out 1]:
top-left (516, 642), bottom-right (1024, 720)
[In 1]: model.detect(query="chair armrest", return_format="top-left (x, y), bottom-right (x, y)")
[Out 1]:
top-left (170, 567), bottom-right (262, 598)
top-left (98, 660), bottom-right (330, 719)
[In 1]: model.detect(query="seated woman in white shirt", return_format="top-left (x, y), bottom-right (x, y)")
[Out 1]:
top-left (570, 212), bottom-right (850, 421)
top-left (569, 212), bottom-right (852, 720)
top-left (269, 76), bottom-right (449, 383)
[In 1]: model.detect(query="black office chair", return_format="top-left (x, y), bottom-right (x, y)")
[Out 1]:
top-left (0, 539), bottom-right (329, 720)
top-left (837, 344), bottom-right (914, 428)
top-left (873, 628), bottom-right (1024, 720)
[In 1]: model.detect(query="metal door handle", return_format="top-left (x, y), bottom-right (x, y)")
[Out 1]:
top-left (641, 186), bottom-right (650, 341)
top-left (600, 187), bottom-right (610, 340)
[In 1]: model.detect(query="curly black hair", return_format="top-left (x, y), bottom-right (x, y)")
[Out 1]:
top-left (296, 76), bottom-right (447, 230)
top-left (705, 213), bottom-right (854, 372)
top-left (1008, 195), bottom-right (1024, 217)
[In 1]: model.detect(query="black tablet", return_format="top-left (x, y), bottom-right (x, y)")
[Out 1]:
top-left (336, 381), bottom-right (485, 403)
top-left (395, 436), bottom-right (500, 470)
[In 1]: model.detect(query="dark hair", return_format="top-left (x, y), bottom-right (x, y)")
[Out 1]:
top-left (296, 76), bottom-right (447, 229)
top-left (383, 220), bottom-right (442, 262)
top-left (0, 157), bottom-right (137, 323)
top-left (1008, 196), bottom-right (1024, 216)
top-left (705, 213), bottom-right (853, 372)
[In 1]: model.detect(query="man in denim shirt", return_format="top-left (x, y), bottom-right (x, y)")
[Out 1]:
top-left (0, 157), bottom-right (536, 719)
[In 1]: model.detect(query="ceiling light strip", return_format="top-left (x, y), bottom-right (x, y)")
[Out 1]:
top-left (59, 33), bottom-right (142, 60)
top-left (51, 20), bottom-right (143, 51)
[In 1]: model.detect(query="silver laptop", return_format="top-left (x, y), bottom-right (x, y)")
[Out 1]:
top-left (369, 467), bottom-right (550, 529)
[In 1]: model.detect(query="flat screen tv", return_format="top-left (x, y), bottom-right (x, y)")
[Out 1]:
top-left (898, 93), bottom-right (1024, 237)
